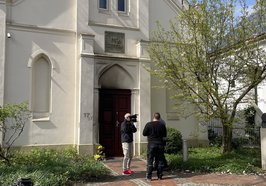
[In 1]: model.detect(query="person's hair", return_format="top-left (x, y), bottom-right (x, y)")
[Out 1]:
top-left (154, 112), bottom-right (161, 120)
top-left (124, 113), bottom-right (131, 119)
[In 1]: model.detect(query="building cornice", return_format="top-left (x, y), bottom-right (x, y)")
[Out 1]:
top-left (88, 21), bottom-right (140, 31)
top-left (6, 22), bottom-right (76, 35)
top-left (81, 53), bottom-right (150, 62)
top-left (84, 53), bottom-right (140, 60)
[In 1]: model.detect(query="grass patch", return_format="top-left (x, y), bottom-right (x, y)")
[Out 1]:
top-left (1, 146), bottom-right (264, 185)
top-left (166, 147), bottom-right (263, 174)
top-left (0, 148), bottom-right (109, 186)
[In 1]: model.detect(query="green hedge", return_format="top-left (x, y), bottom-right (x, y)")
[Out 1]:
top-left (165, 127), bottom-right (183, 154)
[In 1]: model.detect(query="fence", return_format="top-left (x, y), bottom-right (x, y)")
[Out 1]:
top-left (206, 119), bottom-right (260, 147)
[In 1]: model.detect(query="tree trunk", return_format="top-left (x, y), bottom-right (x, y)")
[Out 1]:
top-left (222, 125), bottom-right (233, 154)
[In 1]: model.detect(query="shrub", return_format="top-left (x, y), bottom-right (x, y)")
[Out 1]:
top-left (208, 129), bottom-right (222, 147)
top-left (0, 148), bottom-right (110, 185)
top-left (164, 127), bottom-right (182, 154)
top-left (0, 102), bottom-right (31, 165)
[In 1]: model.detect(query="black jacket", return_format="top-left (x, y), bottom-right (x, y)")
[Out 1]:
top-left (143, 121), bottom-right (167, 144)
top-left (121, 120), bottom-right (137, 143)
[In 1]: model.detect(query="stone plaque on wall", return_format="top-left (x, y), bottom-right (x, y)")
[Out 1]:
top-left (105, 31), bottom-right (125, 53)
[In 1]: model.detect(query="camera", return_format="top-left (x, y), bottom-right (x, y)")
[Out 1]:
top-left (129, 114), bottom-right (138, 122)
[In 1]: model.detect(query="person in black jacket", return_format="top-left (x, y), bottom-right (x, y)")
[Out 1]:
top-left (121, 113), bottom-right (137, 175)
top-left (153, 116), bottom-right (168, 171)
top-left (143, 112), bottom-right (167, 181)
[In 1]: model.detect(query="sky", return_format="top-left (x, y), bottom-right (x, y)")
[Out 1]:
top-left (246, 0), bottom-right (256, 6)
top-left (235, 0), bottom-right (256, 17)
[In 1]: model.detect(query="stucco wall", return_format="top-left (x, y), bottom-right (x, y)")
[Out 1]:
top-left (6, 0), bottom-right (76, 31)
top-left (5, 30), bottom-right (76, 146)
top-left (258, 79), bottom-right (266, 113)
top-left (0, 0), bottom-right (6, 147)
top-left (0, 1), bottom-right (6, 104)
top-left (5, 0), bottom-right (77, 146)
top-left (78, 0), bottom-right (149, 57)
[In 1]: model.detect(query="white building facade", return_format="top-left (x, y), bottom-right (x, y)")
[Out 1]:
top-left (0, 0), bottom-right (208, 156)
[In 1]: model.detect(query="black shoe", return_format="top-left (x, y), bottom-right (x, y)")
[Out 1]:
top-left (157, 174), bottom-right (163, 180)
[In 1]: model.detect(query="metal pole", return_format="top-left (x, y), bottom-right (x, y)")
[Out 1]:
top-left (183, 139), bottom-right (188, 162)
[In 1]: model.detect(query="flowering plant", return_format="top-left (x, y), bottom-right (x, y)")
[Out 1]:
top-left (94, 144), bottom-right (105, 161)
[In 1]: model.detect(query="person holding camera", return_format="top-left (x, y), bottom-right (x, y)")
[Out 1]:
top-left (121, 113), bottom-right (137, 175)
top-left (143, 112), bottom-right (167, 181)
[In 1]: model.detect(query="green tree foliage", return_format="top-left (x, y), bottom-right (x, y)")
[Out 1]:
top-left (0, 102), bottom-right (31, 164)
top-left (148, 0), bottom-right (266, 153)
top-left (165, 127), bottom-right (183, 154)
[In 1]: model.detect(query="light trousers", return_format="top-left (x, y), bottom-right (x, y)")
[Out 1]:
top-left (122, 142), bottom-right (133, 171)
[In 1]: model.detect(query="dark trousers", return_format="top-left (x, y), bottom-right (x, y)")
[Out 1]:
top-left (154, 153), bottom-right (168, 169)
top-left (153, 141), bottom-right (168, 169)
top-left (146, 143), bottom-right (164, 179)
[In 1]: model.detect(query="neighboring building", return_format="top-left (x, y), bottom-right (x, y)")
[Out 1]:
top-left (0, 0), bottom-right (208, 157)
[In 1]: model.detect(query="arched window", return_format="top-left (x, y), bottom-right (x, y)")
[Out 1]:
top-left (31, 56), bottom-right (51, 120)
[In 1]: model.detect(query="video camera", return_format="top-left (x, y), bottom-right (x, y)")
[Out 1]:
top-left (129, 114), bottom-right (138, 122)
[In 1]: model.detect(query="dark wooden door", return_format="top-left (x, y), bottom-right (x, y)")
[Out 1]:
top-left (99, 89), bottom-right (131, 157)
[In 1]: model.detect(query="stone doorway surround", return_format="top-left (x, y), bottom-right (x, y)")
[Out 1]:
top-left (77, 34), bottom-right (151, 155)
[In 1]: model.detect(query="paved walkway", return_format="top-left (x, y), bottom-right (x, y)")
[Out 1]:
top-left (84, 157), bottom-right (266, 186)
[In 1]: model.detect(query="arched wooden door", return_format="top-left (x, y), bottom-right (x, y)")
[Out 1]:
top-left (99, 89), bottom-right (131, 157)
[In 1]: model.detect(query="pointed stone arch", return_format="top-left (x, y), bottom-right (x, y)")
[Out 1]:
top-left (28, 49), bottom-right (54, 70)
top-left (28, 50), bottom-right (53, 120)
top-left (99, 64), bottom-right (135, 89)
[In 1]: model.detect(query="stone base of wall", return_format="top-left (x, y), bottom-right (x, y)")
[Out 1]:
top-left (10, 139), bottom-right (209, 158)
top-left (77, 144), bottom-right (95, 155)
top-left (11, 144), bottom-right (75, 152)
top-left (187, 139), bottom-right (209, 147)
top-left (135, 142), bottom-right (148, 156)
top-left (11, 144), bottom-right (96, 155)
